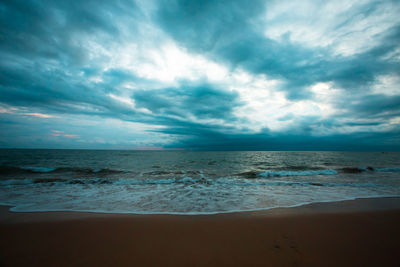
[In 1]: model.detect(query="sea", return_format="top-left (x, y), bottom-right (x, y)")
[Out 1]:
top-left (0, 149), bottom-right (399, 214)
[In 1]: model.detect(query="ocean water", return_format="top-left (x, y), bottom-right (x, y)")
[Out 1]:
top-left (0, 149), bottom-right (399, 214)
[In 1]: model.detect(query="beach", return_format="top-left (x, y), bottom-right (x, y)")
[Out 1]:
top-left (1, 197), bottom-right (400, 266)
top-left (1, 0), bottom-right (400, 264)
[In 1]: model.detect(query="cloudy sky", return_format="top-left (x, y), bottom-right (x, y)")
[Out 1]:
top-left (0, 0), bottom-right (399, 150)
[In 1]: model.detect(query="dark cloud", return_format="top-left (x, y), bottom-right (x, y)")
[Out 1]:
top-left (156, 0), bottom-right (400, 99)
top-left (133, 84), bottom-right (241, 121)
top-left (342, 94), bottom-right (400, 119)
top-left (157, 0), bottom-right (265, 51)
top-left (163, 127), bottom-right (400, 151)
top-left (0, 0), bottom-right (399, 150)
top-left (157, 0), bottom-right (317, 99)
top-left (0, 0), bottom-right (146, 118)
top-left (0, 0), bottom-right (140, 64)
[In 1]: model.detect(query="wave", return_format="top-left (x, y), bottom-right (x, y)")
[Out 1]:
top-left (1, 165), bottom-right (399, 180)
top-left (339, 167), bottom-right (400, 173)
top-left (375, 167), bottom-right (400, 172)
top-left (0, 166), bottom-right (124, 175)
top-left (257, 166), bottom-right (400, 177)
top-left (0, 176), bottom-right (386, 189)
top-left (0, 177), bottom-right (211, 186)
top-left (340, 167), bottom-right (371, 173)
top-left (21, 166), bottom-right (57, 173)
top-left (258, 169), bottom-right (338, 177)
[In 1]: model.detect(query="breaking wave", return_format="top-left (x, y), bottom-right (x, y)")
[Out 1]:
top-left (0, 176), bottom-right (388, 188)
top-left (258, 169), bottom-right (338, 177)
top-left (1, 165), bottom-right (399, 177)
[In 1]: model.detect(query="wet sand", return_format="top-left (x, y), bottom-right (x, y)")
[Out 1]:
top-left (1, 197), bottom-right (400, 266)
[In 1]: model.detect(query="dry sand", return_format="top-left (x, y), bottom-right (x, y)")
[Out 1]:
top-left (1, 197), bottom-right (400, 266)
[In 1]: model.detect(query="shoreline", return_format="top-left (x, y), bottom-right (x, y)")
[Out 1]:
top-left (1, 196), bottom-right (400, 223)
top-left (1, 197), bottom-right (400, 266)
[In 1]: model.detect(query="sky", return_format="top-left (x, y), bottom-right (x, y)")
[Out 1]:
top-left (0, 0), bottom-right (399, 150)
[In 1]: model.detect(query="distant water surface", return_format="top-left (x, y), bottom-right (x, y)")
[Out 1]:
top-left (0, 150), bottom-right (399, 214)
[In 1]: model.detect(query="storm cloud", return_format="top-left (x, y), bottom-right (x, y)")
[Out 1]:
top-left (0, 0), bottom-right (399, 150)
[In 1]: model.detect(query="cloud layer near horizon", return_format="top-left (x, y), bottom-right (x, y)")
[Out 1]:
top-left (0, 0), bottom-right (399, 150)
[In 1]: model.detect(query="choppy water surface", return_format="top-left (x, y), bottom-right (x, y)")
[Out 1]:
top-left (0, 150), bottom-right (399, 214)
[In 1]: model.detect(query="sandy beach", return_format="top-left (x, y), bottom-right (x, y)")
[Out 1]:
top-left (0, 197), bottom-right (400, 266)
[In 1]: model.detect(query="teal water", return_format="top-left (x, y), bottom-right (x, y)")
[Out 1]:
top-left (0, 150), bottom-right (399, 214)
